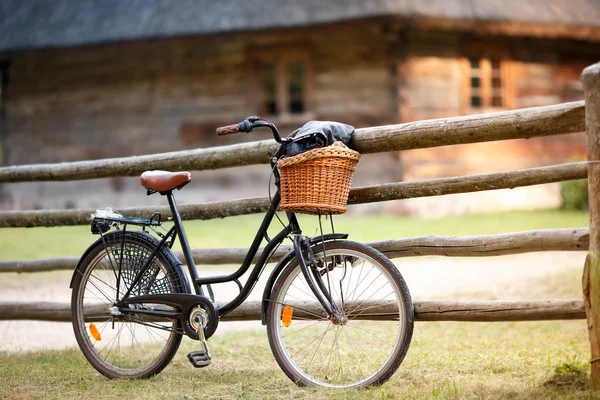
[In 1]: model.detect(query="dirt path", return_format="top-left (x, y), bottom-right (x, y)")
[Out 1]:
top-left (0, 252), bottom-right (586, 352)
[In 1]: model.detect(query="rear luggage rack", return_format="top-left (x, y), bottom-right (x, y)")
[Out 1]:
top-left (90, 208), bottom-right (162, 234)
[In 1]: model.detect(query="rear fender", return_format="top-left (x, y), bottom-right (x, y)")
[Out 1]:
top-left (69, 231), bottom-right (191, 294)
top-left (260, 233), bottom-right (347, 324)
top-left (69, 235), bottom-right (105, 289)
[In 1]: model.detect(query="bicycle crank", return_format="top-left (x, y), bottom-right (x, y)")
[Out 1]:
top-left (187, 306), bottom-right (212, 368)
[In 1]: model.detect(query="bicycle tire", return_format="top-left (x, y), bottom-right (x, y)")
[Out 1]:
top-left (71, 230), bottom-right (189, 379)
top-left (266, 240), bottom-right (413, 388)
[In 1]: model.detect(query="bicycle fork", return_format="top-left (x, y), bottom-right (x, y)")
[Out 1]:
top-left (292, 235), bottom-right (340, 320)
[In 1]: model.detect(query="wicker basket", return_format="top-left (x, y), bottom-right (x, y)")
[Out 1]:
top-left (277, 141), bottom-right (361, 215)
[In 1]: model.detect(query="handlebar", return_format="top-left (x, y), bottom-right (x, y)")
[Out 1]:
top-left (216, 116), bottom-right (289, 144)
top-left (216, 124), bottom-right (241, 136)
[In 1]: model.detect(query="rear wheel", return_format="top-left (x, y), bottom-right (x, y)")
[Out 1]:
top-left (71, 230), bottom-right (189, 379)
top-left (266, 240), bottom-right (413, 388)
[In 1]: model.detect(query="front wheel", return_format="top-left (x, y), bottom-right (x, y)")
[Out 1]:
top-left (266, 240), bottom-right (413, 388)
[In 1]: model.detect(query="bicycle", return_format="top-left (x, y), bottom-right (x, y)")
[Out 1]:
top-left (69, 116), bottom-right (414, 389)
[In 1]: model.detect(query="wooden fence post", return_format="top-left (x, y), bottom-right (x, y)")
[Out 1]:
top-left (582, 62), bottom-right (600, 389)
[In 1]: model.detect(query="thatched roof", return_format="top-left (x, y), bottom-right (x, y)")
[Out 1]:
top-left (1, 0), bottom-right (599, 52)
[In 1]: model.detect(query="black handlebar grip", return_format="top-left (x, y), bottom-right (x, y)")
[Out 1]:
top-left (216, 124), bottom-right (241, 136)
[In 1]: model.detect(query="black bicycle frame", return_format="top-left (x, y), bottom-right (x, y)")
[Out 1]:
top-left (120, 186), bottom-right (331, 318)
top-left (118, 141), bottom-right (339, 323)
top-left (190, 190), bottom-right (295, 317)
top-left (119, 185), bottom-right (339, 323)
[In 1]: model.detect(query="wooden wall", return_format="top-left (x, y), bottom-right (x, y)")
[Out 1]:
top-left (1, 22), bottom-right (398, 209)
top-left (4, 39), bottom-right (253, 165)
top-left (1, 23), bottom-right (598, 211)
top-left (399, 33), bottom-right (595, 183)
top-left (398, 31), bottom-right (462, 123)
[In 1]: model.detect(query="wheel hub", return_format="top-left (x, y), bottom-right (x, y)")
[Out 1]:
top-left (108, 305), bottom-right (122, 317)
top-left (330, 313), bottom-right (348, 325)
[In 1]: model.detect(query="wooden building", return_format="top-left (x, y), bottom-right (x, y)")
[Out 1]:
top-left (0, 0), bottom-right (599, 213)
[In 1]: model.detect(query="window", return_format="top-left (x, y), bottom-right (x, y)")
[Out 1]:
top-left (262, 59), bottom-right (307, 115)
top-left (462, 53), bottom-right (512, 113)
top-left (255, 49), bottom-right (312, 118)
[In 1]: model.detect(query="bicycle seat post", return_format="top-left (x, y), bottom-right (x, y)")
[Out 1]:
top-left (165, 190), bottom-right (204, 296)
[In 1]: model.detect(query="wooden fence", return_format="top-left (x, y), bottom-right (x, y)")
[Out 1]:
top-left (1, 62), bottom-right (599, 384)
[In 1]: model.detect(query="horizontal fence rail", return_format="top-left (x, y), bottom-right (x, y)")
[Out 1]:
top-left (0, 162), bottom-right (587, 228)
top-left (0, 228), bottom-right (589, 273)
top-left (0, 101), bottom-right (585, 183)
top-left (0, 299), bottom-right (585, 322)
top-left (0, 101), bottom-right (593, 331)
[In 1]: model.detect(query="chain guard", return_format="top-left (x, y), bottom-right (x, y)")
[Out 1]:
top-left (120, 293), bottom-right (218, 340)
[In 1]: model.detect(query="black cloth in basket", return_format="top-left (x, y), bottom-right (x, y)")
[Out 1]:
top-left (283, 121), bottom-right (355, 157)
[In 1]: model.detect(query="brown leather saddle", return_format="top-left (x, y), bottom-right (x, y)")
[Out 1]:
top-left (140, 170), bottom-right (191, 193)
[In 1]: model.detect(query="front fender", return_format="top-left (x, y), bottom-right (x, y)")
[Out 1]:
top-left (260, 233), bottom-right (348, 324)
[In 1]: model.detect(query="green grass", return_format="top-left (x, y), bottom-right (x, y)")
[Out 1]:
top-left (0, 209), bottom-right (589, 260)
top-left (0, 319), bottom-right (591, 399)
top-left (0, 209), bottom-right (594, 398)
top-left (0, 265), bottom-right (593, 400)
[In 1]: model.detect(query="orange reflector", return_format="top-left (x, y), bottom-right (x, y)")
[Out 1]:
top-left (282, 305), bottom-right (293, 328)
top-left (89, 323), bottom-right (102, 341)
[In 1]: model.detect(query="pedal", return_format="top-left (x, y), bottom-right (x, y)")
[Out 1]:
top-left (187, 350), bottom-right (211, 368)
top-left (187, 312), bottom-right (212, 368)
